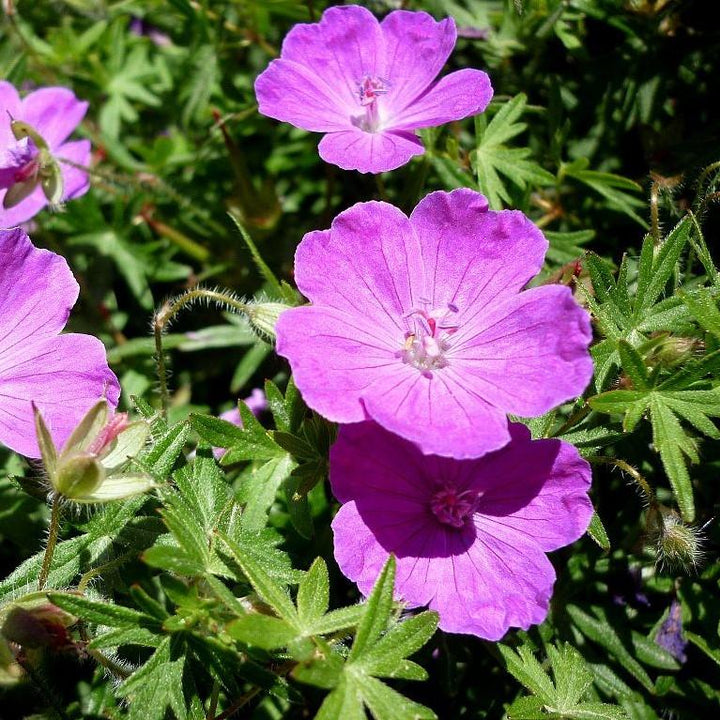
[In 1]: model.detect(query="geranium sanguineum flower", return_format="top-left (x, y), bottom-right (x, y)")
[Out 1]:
top-left (276, 189), bottom-right (593, 459)
top-left (330, 421), bottom-right (593, 639)
top-left (1, 82), bottom-right (91, 227)
top-left (255, 6), bottom-right (493, 173)
top-left (0, 227), bottom-right (120, 458)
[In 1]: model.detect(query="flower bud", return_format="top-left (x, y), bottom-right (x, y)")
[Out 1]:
top-left (53, 453), bottom-right (105, 499)
top-left (245, 302), bottom-right (291, 341)
top-left (653, 511), bottom-right (704, 573)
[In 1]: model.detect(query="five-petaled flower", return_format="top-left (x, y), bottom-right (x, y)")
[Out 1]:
top-left (0, 227), bottom-right (120, 458)
top-left (1, 82), bottom-right (91, 227)
top-left (276, 188), bottom-right (593, 459)
top-left (330, 421), bottom-right (593, 639)
top-left (255, 5), bottom-right (493, 173)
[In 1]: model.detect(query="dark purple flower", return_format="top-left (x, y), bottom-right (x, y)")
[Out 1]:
top-left (330, 421), bottom-right (593, 638)
top-left (1, 82), bottom-right (91, 227)
top-left (255, 6), bottom-right (493, 173)
top-left (276, 189), bottom-right (593, 459)
top-left (0, 228), bottom-right (120, 458)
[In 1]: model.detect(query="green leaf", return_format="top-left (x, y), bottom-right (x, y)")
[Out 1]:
top-left (354, 673), bottom-right (437, 720)
top-left (349, 556), bottom-right (396, 662)
top-left (356, 612), bottom-right (438, 679)
top-left (617, 341), bottom-right (650, 391)
top-left (216, 530), bottom-right (299, 624)
top-left (227, 614), bottom-right (298, 650)
top-left (297, 558), bottom-right (330, 627)
top-left (567, 606), bottom-right (654, 691)
top-left (682, 288), bottom-right (720, 339)
top-left (587, 512), bottom-right (611, 550)
top-left (47, 593), bottom-right (161, 630)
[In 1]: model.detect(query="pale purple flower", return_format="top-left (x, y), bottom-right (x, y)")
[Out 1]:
top-left (276, 189), bottom-right (593, 459)
top-left (254, 6), bottom-right (493, 173)
top-left (0, 228), bottom-right (120, 458)
top-left (1, 82), bottom-right (91, 227)
top-left (129, 17), bottom-right (172, 47)
top-left (330, 421), bottom-right (593, 639)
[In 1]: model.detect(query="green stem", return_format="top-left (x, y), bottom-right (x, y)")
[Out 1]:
top-left (38, 495), bottom-right (62, 591)
top-left (153, 288), bottom-right (248, 416)
top-left (588, 455), bottom-right (655, 506)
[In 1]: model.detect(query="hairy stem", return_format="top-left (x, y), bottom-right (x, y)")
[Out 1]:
top-left (589, 455), bottom-right (655, 506)
top-left (153, 288), bottom-right (248, 416)
top-left (38, 494), bottom-right (62, 591)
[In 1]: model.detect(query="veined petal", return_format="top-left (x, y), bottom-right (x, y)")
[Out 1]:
top-left (389, 68), bottom-right (492, 130)
top-left (55, 139), bottom-right (91, 200)
top-left (279, 5), bottom-right (385, 112)
top-left (318, 128), bottom-right (424, 173)
top-left (453, 285), bottom-right (593, 416)
top-left (0, 228), bottom-right (79, 348)
top-left (381, 11), bottom-right (456, 115)
top-left (0, 333), bottom-right (120, 458)
top-left (292, 201), bottom-right (425, 322)
top-left (255, 59), bottom-right (355, 131)
top-left (361, 369), bottom-right (511, 458)
top-left (276, 305), bottom-right (401, 424)
top-left (410, 189), bottom-right (548, 309)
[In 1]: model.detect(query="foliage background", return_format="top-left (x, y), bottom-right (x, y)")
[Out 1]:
top-left (1, 0), bottom-right (720, 718)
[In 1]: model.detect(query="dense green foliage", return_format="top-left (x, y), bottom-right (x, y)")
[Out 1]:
top-left (1, 1), bottom-right (719, 718)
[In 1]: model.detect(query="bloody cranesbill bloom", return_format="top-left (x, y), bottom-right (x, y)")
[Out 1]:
top-left (330, 421), bottom-right (593, 639)
top-left (255, 6), bottom-right (493, 174)
top-left (276, 189), bottom-right (593, 459)
top-left (1, 82), bottom-right (91, 227)
top-left (0, 227), bottom-right (120, 458)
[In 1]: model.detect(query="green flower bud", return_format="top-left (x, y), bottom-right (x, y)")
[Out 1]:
top-left (245, 302), bottom-right (291, 341)
top-left (53, 453), bottom-right (105, 499)
top-left (654, 511), bottom-right (704, 573)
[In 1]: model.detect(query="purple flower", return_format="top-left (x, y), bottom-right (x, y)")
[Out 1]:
top-left (1, 82), bottom-right (91, 227)
top-left (330, 421), bottom-right (593, 638)
top-left (254, 6), bottom-right (493, 173)
top-left (656, 601), bottom-right (687, 663)
top-left (276, 189), bottom-right (593, 459)
top-left (129, 17), bottom-right (172, 47)
top-left (0, 228), bottom-right (120, 458)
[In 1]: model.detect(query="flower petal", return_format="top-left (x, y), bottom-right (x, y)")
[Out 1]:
top-left (0, 81), bottom-right (22, 147)
top-left (431, 527), bottom-right (556, 638)
top-left (20, 87), bottom-right (88, 148)
top-left (292, 202), bottom-right (425, 319)
top-left (278, 5), bottom-right (385, 112)
top-left (410, 189), bottom-right (548, 310)
top-left (0, 228), bottom-right (79, 347)
top-left (276, 305), bottom-right (400, 423)
top-left (361, 369), bottom-right (511, 458)
top-left (472, 424), bottom-right (593, 552)
top-left (390, 68), bottom-right (492, 130)
top-left (380, 11), bottom-right (456, 115)
top-left (318, 127), bottom-right (424, 173)
top-left (255, 59), bottom-right (355, 131)
top-left (453, 284), bottom-right (594, 416)
top-left (0, 333), bottom-right (120, 458)
top-left (55, 139), bottom-right (91, 200)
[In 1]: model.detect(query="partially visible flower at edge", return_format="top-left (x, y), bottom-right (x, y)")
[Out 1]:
top-left (330, 421), bottom-right (593, 639)
top-left (276, 188), bottom-right (593, 459)
top-left (0, 227), bottom-right (120, 458)
top-left (255, 5), bottom-right (493, 173)
top-left (1, 81), bottom-right (91, 227)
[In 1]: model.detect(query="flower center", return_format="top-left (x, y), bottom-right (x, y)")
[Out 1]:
top-left (398, 302), bottom-right (459, 377)
top-left (430, 486), bottom-right (478, 528)
top-left (354, 75), bottom-right (389, 133)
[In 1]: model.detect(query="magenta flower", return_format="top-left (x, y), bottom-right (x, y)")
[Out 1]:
top-left (330, 421), bottom-right (593, 639)
top-left (276, 189), bottom-right (593, 459)
top-left (0, 228), bottom-right (120, 458)
top-left (1, 82), bottom-right (91, 227)
top-left (254, 6), bottom-right (493, 173)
